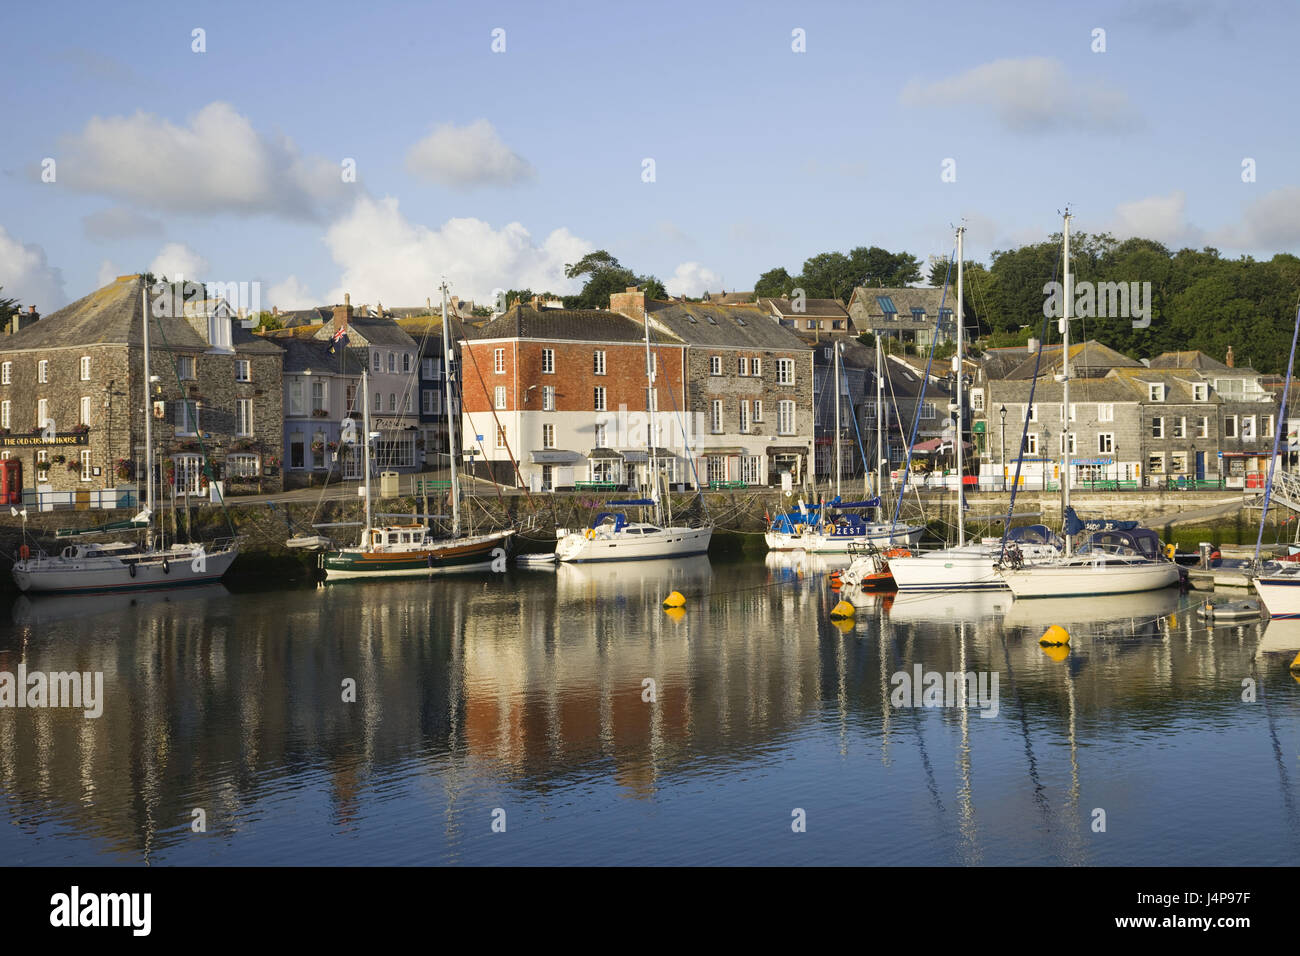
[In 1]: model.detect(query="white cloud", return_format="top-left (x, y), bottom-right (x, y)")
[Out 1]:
top-left (149, 242), bottom-right (209, 281)
top-left (0, 226), bottom-right (67, 309)
top-left (53, 101), bottom-right (354, 220)
top-left (901, 56), bottom-right (1140, 132)
top-left (1213, 186), bottom-right (1300, 249)
top-left (267, 275), bottom-right (317, 310)
top-left (664, 262), bottom-right (723, 298)
top-left (1108, 190), bottom-right (1203, 246)
top-left (96, 259), bottom-right (123, 288)
top-left (83, 206), bottom-right (164, 241)
top-left (405, 120), bottom-right (535, 189)
top-left (322, 196), bottom-right (588, 305)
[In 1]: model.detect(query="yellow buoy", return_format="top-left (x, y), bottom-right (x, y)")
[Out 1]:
top-left (831, 617), bottom-right (855, 634)
top-left (1039, 624), bottom-right (1070, 646)
top-left (1290, 650), bottom-right (1300, 672)
top-left (662, 590), bottom-right (686, 609)
top-left (663, 606), bottom-right (686, 622)
top-left (830, 600), bottom-right (855, 619)
top-left (1040, 643), bottom-right (1070, 662)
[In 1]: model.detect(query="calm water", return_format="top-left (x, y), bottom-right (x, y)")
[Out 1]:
top-left (1, 555), bottom-right (1298, 866)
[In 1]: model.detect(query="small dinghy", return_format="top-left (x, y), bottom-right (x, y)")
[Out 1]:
top-left (286, 534), bottom-right (333, 551)
top-left (1197, 599), bottom-right (1263, 622)
top-left (516, 551), bottom-right (558, 567)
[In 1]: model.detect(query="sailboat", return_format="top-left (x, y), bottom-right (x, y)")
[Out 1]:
top-left (1249, 300), bottom-right (1300, 617)
top-left (11, 286), bottom-right (239, 593)
top-left (765, 338), bottom-right (923, 552)
top-left (884, 226), bottom-right (1063, 591)
top-left (322, 282), bottom-right (514, 578)
top-left (555, 299), bottom-right (712, 563)
top-left (998, 212), bottom-right (1178, 598)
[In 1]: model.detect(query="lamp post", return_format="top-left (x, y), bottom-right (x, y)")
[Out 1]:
top-left (1042, 426), bottom-right (1051, 492)
top-left (999, 405), bottom-right (1007, 492)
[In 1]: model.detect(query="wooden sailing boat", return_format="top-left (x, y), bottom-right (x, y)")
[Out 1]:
top-left (322, 281), bottom-right (514, 579)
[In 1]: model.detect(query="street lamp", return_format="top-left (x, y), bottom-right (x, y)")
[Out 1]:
top-left (999, 405), bottom-right (1007, 491)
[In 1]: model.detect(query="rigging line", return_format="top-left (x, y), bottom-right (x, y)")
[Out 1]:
top-left (1254, 295), bottom-right (1300, 566)
top-left (880, 351), bottom-right (929, 526)
top-left (459, 333), bottom-right (535, 506)
top-left (146, 288), bottom-right (238, 542)
top-left (997, 250), bottom-right (1063, 560)
top-left (891, 249), bottom-right (956, 532)
top-left (649, 341), bottom-right (707, 509)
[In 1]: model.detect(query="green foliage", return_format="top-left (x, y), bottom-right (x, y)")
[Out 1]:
top-left (757, 245), bottom-right (921, 305)
top-left (561, 249), bottom-right (665, 310)
top-left (0, 286), bottom-right (17, 329)
top-left (253, 310), bottom-right (283, 331)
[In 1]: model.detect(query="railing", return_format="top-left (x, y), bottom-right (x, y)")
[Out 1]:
top-left (20, 488), bottom-right (139, 512)
top-left (573, 481), bottom-right (617, 491)
top-left (708, 480), bottom-right (747, 490)
top-left (413, 479), bottom-right (451, 494)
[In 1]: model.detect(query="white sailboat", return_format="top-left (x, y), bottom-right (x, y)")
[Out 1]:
top-left (555, 301), bottom-right (712, 563)
top-left (12, 286), bottom-right (238, 593)
top-left (998, 212), bottom-right (1178, 599)
top-left (1249, 299), bottom-right (1300, 617)
top-left (765, 339), bottom-right (922, 553)
top-left (323, 282), bottom-right (514, 579)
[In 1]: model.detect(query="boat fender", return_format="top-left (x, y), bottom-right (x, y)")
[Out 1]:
top-left (1165, 543), bottom-right (1176, 560)
top-left (427, 552), bottom-right (434, 568)
top-left (129, 562), bottom-right (136, 578)
top-left (161, 559), bottom-right (169, 575)
top-left (18, 544), bottom-right (29, 561)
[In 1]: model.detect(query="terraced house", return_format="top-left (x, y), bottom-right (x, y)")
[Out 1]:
top-left (0, 274), bottom-right (284, 501)
top-left (611, 290), bottom-right (816, 488)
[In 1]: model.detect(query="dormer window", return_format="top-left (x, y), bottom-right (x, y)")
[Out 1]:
top-left (207, 312), bottom-right (233, 352)
top-left (1192, 383), bottom-right (1208, 402)
top-left (1149, 383), bottom-right (1165, 402)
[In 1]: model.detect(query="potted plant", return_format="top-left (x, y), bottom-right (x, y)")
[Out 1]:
top-left (51, 454), bottom-right (66, 465)
top-left (115, 459), bottom-right (134, 482)
top-left (65, 459), bottom-right (81, 474)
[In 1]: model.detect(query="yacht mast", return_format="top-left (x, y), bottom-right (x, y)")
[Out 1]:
top-left (955, 224), bottom-right (966, 547)
top-left (362, 367), bottom-right (372, 538)
top-left (441, 281), bottom-right (461, 537)
top-left (876, 340), bottom-right (885, 518)
top-left (642, 304), bottom-right (664, 526)
top-left (140, 285), bottom-right (154, 529)
top-left (1061, 211), bottom-right (1073, 557)
top-left (834, 339), bottom-right (842, 501)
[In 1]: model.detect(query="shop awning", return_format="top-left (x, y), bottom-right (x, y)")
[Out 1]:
top-left (529, 449), bottom-right (581, 464)
top-left (619, 447), bottom-right (677, 463)
top-left (588, 447), bottom-right (624, 460)
top-left (766, 445), bottom-right (809, 456)
top-left (701, 446), bottom-right (745, 456)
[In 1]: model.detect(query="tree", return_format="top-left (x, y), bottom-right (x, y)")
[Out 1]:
top-left (562, 249), bottom-right (665, 310)
top-left (754, 267), bottom-right (795, 299)
top-left (0, 286), bottom-right (17, 330)
top-left (253, 310), bottom-right (283, 331)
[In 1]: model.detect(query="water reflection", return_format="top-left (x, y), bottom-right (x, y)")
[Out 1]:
top-left (0, 560), bottom-right (1296, 866)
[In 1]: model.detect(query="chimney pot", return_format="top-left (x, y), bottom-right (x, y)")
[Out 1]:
top-left (28, 305), bottom-right (36, 313)
top-left (1225, 345), bottom-right (1234, 368)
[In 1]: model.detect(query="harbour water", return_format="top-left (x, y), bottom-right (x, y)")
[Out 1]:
top-left (1, 556), bottom-right (1297, 866)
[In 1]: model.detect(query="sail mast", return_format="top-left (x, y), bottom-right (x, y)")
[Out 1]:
top-left (1061, 210), bottom-right (1073, 557)
top-left (834, 339), bottom-right (842, 501)
top-left (955, 224), bottom-right (966, 546)
top-left (441, 281), bottom-right (461, 537)
top-left (642, 300), bottom-right (663, 526)
top-left (140, 285), bottom-right (154, 526)
top-left (876, 340), bottom-right (885, 518)
top-left (362, 367), bottom-right (372, 537)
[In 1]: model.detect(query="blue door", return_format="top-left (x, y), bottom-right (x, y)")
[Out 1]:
top-left (1195, 451), bottom-right (1205, 480)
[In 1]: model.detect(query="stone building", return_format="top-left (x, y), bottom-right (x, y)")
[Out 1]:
top-left (276, 337), bottom-right (363, 480)
top-left (848, 286), bottom-right (956, 349)
top-left (611, 290), bottom-right (817, 487)
top-left (0, 274), bottom-right (283, 501)
top-left (459, 303), bottom-right (688, 491)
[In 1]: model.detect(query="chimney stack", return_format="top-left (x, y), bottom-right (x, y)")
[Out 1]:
top-left (608, 286), bottom-right (646, 323)
top-left (1225, 345), bottom-right (1234, 368)
top-left (332, 293), bottom-right (353, 331)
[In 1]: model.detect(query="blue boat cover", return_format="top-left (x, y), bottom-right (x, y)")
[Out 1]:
top-left (1063, 506), bottom-right (1139, 537)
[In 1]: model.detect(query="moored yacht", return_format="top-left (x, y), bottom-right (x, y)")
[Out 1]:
top-left (999, 528), bottom-right (1181, 598)
top-left (764, 498), bottom-right (923, 553)
top-left (555, 504), bottom-right (711, 563)
top-left (883, 525), bottom-right (1064, 592)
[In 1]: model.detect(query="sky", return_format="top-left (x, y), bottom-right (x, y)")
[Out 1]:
top-left (2, 0), bottom-right (1299, 314)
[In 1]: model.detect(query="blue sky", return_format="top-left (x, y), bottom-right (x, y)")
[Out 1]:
top-left (2, 0), bottom-right (1298, 312)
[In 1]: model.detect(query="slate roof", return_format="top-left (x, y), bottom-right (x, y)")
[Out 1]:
top-left (0, 274), bottom-right (279, 354)
top-left (701, 291), bottom-right (756, 304)
top-left (314, 315), bottom-right (418, 348)
top-left (848, 286), bottom-right (956, 328)
top-left (278, 337), bottom-right (365, 375)
top-left (277, 308), bottom-right (333, 328)
top-left (473, 304), bottom-right (682, 345)
top-left (1147, 350), bottom-right (1260, 375)
top-left (396, 314), bottom-right (475, 347)
top-left (1002, 341), bottom-right (1143, 380)
top-left (759, 297), bottom-right (849, 318)
top-left (645, 301), bottom-right (810, 351)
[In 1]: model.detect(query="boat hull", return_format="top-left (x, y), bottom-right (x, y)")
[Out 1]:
top-left (12, 545), bottom-right (238, 594)
top-left (556, 526), bottom-right (712, 563)
top-left (888, 543), bottom-right (1061, 592)
top-left (322, 530), bottom-right (514, 579)
top-left (1252, 573), bottom-right (1300, 618)
top-left (765, 525), bottom-right (923, 553)
top-left (1001, 560), bottom-right (1180, 598)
